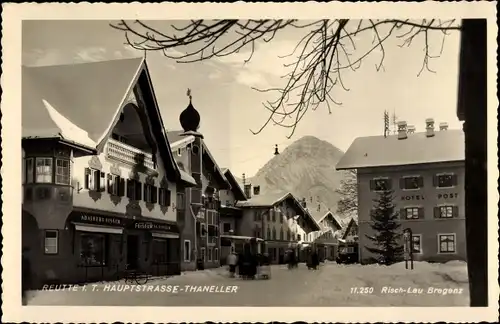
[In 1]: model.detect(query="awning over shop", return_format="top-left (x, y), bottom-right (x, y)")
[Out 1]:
top-left (220, 234), bottom-right (264, 242)
top-left (74, 223), bottom-right (123, 235)
top-left (152, 232), bottom-right (179, 239)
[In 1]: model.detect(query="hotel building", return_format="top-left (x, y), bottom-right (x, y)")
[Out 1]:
top-left (336, 119), bottom-right (465, 263)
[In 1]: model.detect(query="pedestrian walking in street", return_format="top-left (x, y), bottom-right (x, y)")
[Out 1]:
top-left (226, 251), bottom-right (238, 278)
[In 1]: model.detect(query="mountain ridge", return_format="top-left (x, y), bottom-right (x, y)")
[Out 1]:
top-left (235, 135), bottom-right (348, 220)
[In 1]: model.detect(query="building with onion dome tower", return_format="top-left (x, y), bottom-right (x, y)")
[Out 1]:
top-left (167, 89), bottom-right (230, 271)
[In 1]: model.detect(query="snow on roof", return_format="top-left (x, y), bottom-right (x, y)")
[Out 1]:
top-left (336, 130), bottom-right (465, 170)
top-left (22, 58), bottom-right (144, 145)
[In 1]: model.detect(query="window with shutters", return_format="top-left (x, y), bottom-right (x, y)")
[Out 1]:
top-left (36, 158), bottom-right (53, 183)
top-left (158, 187), bottom-right (171, 206)
top-left (400, 176), bottom-right (423, 190)
top-left (412, 234), bottom-right (422, 254)
top-left (44, 230), bottom-right (58, 254)
top-left (370, 177), bottom-right (391, 191)
top-left (435, 173), bottom-right (457, 188)
top-left (143, 184), bottom-right (158, 204)
top-left (126, 179), bottom-right (142, 200)
top-left (85, 168), bottom-right (103, 191)
top-left (107, 174), bottom-right (121, 196)
top-left (436, 205), bottom-right (458, 218)
top-left (438, 233), bottom-right (456, 253)
top-left (403, 207), bottom-right (423, 220)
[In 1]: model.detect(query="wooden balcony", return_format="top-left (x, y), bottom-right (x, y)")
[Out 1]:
top-left (106, 138), bottom-right (156, 170)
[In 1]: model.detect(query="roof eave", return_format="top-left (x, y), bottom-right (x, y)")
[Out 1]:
top-left (22, 137), bottom-right (97, 156)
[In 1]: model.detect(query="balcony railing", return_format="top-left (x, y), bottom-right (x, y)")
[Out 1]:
top-left (106, 138), bottom-right (156, 170)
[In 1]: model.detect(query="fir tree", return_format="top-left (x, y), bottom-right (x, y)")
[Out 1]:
top-left (364, 189), bottom-right (404, 265)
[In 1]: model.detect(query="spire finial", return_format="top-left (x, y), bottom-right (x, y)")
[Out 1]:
top-left (187, 88), bottom-right (192, 102)
top-left (274, 144), bottom-right (280, 155)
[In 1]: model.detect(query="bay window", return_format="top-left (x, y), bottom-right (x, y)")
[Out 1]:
top-left (55, 159), bottom-right (71, 185)
top-left (36, 158), bottom-right (53, 183)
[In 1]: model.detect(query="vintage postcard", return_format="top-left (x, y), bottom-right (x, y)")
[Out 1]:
top-left (1, 2), bottom-right (498, 322)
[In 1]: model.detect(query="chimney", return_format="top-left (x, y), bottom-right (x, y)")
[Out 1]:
top-left (439, 122), bottom-right (449, 131)
top-left (397, 120), bottom-right (408, 140)
top-left (426, 118), bottom-right (435, 137)
top-left (407, 125), bottom-right (416, 134)
top-left (253, 185), bottom-right (260, 196)
top-left (244, 184), bottom-right (252, 199)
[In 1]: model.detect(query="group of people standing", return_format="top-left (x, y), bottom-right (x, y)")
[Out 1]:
top-left (226, 243), bottom-right (271, 279)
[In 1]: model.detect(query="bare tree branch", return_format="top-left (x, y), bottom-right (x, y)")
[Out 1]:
top-left (110, 19), bottom-right (461, 138)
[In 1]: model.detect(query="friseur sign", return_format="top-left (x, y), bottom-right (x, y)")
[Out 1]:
top-left (132, 221), bottom-right (178, 233)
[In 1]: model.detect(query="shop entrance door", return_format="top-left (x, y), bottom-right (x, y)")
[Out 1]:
top-left (127, 235), bottom-right (139, 269)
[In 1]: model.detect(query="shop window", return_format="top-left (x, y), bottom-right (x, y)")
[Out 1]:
top-left (80, 234), bottom-right (106, 266)
top-left (55, 159), bottom-right (71, 185)
top-left (36, 158), bottom-right (53, 183)
top-left (184, 240), bottom-right (191, 262)
top-left (44, 230), bottom-right (58, 254)
top-left (153, 239), bottom-right (168, 264)
top-left (159, 187), bottom-right (171, 206)
top-left (25, 158), bottom-right (34, 183)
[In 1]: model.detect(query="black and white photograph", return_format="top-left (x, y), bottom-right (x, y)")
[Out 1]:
top-left (1, 2), bottom-right (498, 323)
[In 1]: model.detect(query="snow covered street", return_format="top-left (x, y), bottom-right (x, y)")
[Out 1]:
top-left (27, 261), bottom-right (469, 307)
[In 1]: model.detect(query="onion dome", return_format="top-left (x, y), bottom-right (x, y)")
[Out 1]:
top-left (179, 88), bottom-right (200, 132)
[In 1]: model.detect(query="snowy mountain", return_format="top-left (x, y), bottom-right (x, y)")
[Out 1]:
top-left (239, 136), bottom-right (349, 219)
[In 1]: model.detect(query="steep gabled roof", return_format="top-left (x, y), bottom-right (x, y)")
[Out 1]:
top-left (236, 192), bottom-right (320, 231)
top-left (336, 130), bottom-right (465, 170)
top-left (316, 211), bottom-right (343, 230)
top-left (22, 57), bottom-right (182, 183)
top-left (222, 168), bottom-right (247, 201)
top-left (341, 217), bottom-right (358, 240)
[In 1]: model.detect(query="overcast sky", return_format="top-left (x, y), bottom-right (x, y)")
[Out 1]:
top-left (22, 20), bottom-right (462, 177)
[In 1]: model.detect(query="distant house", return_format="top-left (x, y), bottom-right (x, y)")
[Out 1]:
top-left (22, 58), bottom-right (196, 287)
top-left (336, 120), bottom-right (465, 263)
top-left (235, 189), bottom-right (320, 264)
top-left (307, 206), bottom-right (344, 261)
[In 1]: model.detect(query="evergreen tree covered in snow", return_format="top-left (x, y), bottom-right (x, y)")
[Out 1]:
top-left (365, 189), bottom-right (403, 265)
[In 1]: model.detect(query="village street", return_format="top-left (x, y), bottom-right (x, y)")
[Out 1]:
top-left (27, 261), bottom-right (469, 307)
